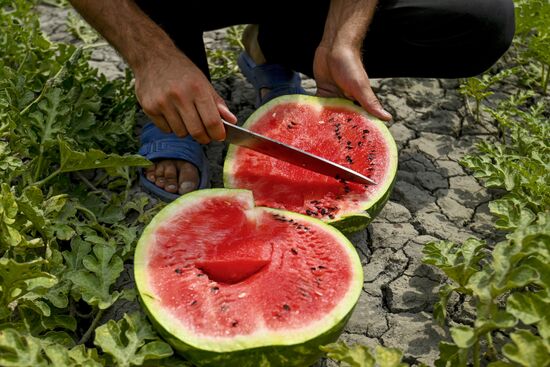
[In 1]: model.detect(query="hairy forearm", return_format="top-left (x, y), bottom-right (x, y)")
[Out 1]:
top-left (68, 0), bottom-right (177, 71)
top-left (321, 0), bottom-right (378, 48)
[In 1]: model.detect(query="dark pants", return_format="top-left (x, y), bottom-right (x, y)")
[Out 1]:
top-left (135, 0), bottom-right (515, 80)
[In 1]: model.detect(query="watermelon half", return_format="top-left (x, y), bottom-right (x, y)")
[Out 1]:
top-left (224, 95), bottom-right (398, 233)
top-left (134, 189), bottom-right (363, 367)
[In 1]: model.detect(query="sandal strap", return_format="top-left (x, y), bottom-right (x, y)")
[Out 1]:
top-left (138, 122), bottom-right (210, 191)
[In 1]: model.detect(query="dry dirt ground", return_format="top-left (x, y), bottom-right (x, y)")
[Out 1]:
top-left (39, 4), bottom-right (507, 366)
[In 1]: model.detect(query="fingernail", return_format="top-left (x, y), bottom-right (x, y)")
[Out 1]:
top-left (380, 109), bottom-right (392, 120)
top-left (179, 182), bottom-right (196, 194)
top-left (147, 175), bottom-right (155, 181)
top-left (157, 178), bottom-right (165, 183)
top-left (167, 184), bottom-right (177, 191)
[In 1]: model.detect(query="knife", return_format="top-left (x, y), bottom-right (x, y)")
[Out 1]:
top-left (222, 120), bottom-right (377, 185)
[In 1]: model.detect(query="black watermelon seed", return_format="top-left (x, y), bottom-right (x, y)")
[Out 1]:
top-left (329, 214), bottom-right (335, 219)
top-left (287, 124), bottom-right (293, 129)
top-left (197, 273), bottom-right (205, 277)
top-left (306, 209), bottom-right (312, 215)
top-left (175, 268), bottom-right (182, 274)
top-left (363, 129), bottom-right (369, 134)
top-left (291, 248), bottom-right (298, 255)
top-left (320, 208), bottom-right (327, 215)
top-left (347, 118), bottom-right (352, 122)
top-left (290, 120), bottom-right (297, 125)
top-left (231, 320), bottom-right (239, 327)
top-left (211, 286), bottom-right (219, 293)
top-left (358, 141), bottom-right (363, 146)
top-left (283, 304), bottom-right (291, 311)
top-left (191, 300), bottom-right (197, 306)
top-left (310, 267), bottom-right (317, 271)
top-left (221, 305), bottom-right (229, 312)
top-left (318, 265), bottom-right (326, 269)
top-left (344, 186), bottom-right (351, 193)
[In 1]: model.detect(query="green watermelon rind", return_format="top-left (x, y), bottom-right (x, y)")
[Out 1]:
top-left (145, 298), bottom-right (354, 367)
top-left (222, 95), bottom-right (398, 233)
top-left (134, 188), bottom-right (363, 365)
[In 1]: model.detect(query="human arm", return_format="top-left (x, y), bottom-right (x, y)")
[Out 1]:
top-left (68, 0), bottom-right (237, 143)
top-left (314, 0), bottom-right (392, 121)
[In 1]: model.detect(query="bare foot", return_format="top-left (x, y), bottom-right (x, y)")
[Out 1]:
top-left (145, 160), bottom-right (200, 195)
top-left (242, 24), bottom-right (271, 100)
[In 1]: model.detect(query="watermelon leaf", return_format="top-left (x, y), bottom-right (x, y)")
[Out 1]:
top-left (321, 342), bottom-right (376, 366)
top-left (94, 312), bottom-right (173, 367)
top-left (321, 342), bottom-right (409, 367)
top-left (0, 258), bottom-right (57, 321)
top-left (501, 330), bottom-right (550, 367)
top-left (66, 243), bottom-right (123, 309)
top-left (0, 328), bottom-right (103, 367)
top-left (58, 138), bottom-right (151, 173)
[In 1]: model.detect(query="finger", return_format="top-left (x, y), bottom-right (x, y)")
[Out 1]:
top-left (176, 103), bottom-right (210, 144)
top-left (353, 80), bottom-right (392, 121)
top-left (150, 114), bottom-right (171, 133)
top-left (164, 104), bottom-right (189, 137)
top-left (195, 95), bottom-right (225, 141)
top-left (215, 96), bottom-right (237, 124)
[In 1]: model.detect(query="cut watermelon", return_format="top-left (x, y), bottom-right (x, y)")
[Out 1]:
top-left (224, 95), bottom-right (398, 233)
top-left (134, 189), bottom-right (363, 367)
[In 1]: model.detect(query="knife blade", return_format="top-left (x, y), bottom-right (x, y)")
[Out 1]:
top-left (222, 120), bottom-right (377, 185)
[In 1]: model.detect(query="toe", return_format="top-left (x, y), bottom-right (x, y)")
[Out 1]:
top-left (154, 162), bottom-right (166, 188)
top-left (177, 161), bottom-right (200, 195)
top-left (145, 164), bottom-right (156, 182)
top-left (163, 162), bottom-right (178, 193)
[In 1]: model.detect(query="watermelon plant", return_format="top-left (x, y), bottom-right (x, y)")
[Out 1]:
top-left (513, 0), bottom-right (550, 93)
top-left (430, 37), bottom-right (550, 367)
top-left (0, 1), bottom-right (175, 365)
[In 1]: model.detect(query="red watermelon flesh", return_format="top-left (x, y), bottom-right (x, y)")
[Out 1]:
top-left (139, 191), bottom-right (359, 340)
top-left (224, 96), bottom-right (397, 225)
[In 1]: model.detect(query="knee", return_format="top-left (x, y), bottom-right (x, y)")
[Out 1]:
top-left (459, 0), bottom-right (516, 75)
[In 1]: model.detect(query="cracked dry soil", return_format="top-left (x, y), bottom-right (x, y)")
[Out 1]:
top-left (39, 5), bottom-right (506, 366)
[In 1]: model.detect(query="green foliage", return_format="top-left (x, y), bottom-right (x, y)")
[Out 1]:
top-left (426, 37), bottom-right (550, 367)
top-left (321, 342), bottom-right (412, 367)
top-left (426, 212), bottom-right (550, 366)
top-left (458, 70), bottom-right (514, 122)
top-left (206, 25), bottom-right (245, 80)
top-left (93, 313), bottom-right (173, 367)
top-left (514, 0), bottom-right (550, 92)
top-left (66, 12), bottom-right (99, 44)
top-left (0, 1), bottom-right (179, 365)
top-left (0, 328), bottom-right (104, 367)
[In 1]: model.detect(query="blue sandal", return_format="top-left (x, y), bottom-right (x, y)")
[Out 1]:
top-left (138, 122), bottom-right (210, 202)
top-left (237, 51), bottom-right (307, 107)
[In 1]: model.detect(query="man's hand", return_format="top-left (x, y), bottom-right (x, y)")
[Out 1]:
top-left (314, 0), bottom-right (392, 121)
top-left (134, 48), bottom-right (236, 144)
top-left (68, 0), bottom-right (237, 144)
